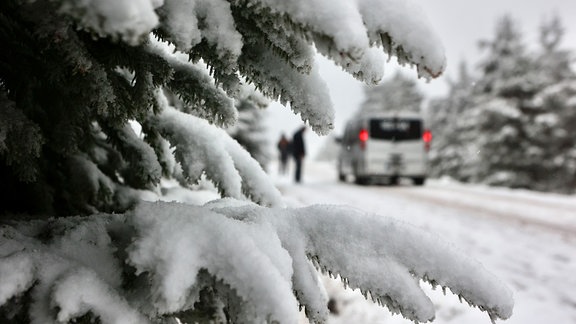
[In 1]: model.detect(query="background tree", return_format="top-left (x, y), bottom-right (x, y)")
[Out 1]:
top-left (429, 15), bottom-right (576, 192)
top-left (428, 61), bottom-right (475, 179)
top-left (359, 72), bottom-right (424, 115)
top-left (467, 15), bottom-right (542, 187)
top-left (524, 15), bottom-right (576, 192)
top-left (0, 1), bottom-right (513, 323)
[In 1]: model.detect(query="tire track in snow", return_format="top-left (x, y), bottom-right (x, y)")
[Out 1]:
top-left (371, 185), bottom-right (576, 237)
top-left (276, 156), bottom-right (576, 237)
top-left (280, 180), bottom-right (576, 237)
top-left (424, 183), bottom-right (576, 214)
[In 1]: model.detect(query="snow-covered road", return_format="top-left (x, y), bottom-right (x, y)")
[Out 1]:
top-left (274, 161), bottom-right (576, 324)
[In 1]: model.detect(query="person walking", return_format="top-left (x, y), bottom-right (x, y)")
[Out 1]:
top-left (277, 133), bottom-right (291, 175)
top-left (291, 126), bottom-right (306, 183)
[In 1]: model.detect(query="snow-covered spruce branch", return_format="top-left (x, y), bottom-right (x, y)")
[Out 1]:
top-left (357, 0), bottom-right (446, 78)
top-left (146, 40), bottom-right (239, 127)
top-left (0, 215), bottom-right (146, 324)
top-left (150, 103), bottom-right (283, 207)
top-left (209, 202), bottom-right (514, 323)
top-left (230, 0), bottom-right (445, 80)
top-left (313, 40), bottom-right (385, 85)
top-left (231, 3), bottom-right (316, 75)
top-left (0, 91), bottom-right (43, 182)
top-left (238, 42), bottom-right (335, 135)
top-left (158, 0), bottom-right (243, 64)
top-left (0, 201), bottom-right (513, 323)
top-left (58, 0), bottom-right (446, 131)
top-left (101, 122), bottom-right (163, 189)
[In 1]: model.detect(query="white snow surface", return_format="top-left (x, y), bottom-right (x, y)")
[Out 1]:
top-left (273, 160), bottom-right (576, 324)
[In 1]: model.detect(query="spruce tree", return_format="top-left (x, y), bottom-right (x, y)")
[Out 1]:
top-left (0, 1), bottom-right (513, 323)
top-left (359, 72), bottom-right (424, 115)
top-left (428, 61), bottom-right (475, 179)
top-left (525, 15), bottom-right (576, 192)
top-left (430, 16), bottom-right (540, 186)
top-left (429, 15), bottom-right (576, 192)
top-left (467, 15), bottom-right (542, 187)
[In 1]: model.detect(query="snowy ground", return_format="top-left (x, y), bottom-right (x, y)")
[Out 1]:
top-left (271, 160), bottom-right (576, 324)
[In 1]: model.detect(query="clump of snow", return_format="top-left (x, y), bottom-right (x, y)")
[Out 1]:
top-left (196, 0), bottom-right (243, 61)
top-left (161, 0), bottom-right (243, 62)
top-left (59, 0), bottom-right (160, 45)
top-left (0, 216), bottom-right (139, 323)
top-left (128, 201), bottom-right (299, 322)
top-left (358, 0), bottom-right (446, 78)
top-left (52, 269), bottom-right (148, 324)
top-left (0, 253), bottom-right (34, 306)
top-left (161, 0), bottom-right (201, 51)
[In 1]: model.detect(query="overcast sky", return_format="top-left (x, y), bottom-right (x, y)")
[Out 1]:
top-left (266, 0), bottom-right (576, 159)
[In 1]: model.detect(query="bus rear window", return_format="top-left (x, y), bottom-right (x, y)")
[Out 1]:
top-left (369, 118), bottom-right (422, 141)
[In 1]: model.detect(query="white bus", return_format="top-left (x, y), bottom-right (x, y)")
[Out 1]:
top-left (337, 112), bottom-right (431, 185)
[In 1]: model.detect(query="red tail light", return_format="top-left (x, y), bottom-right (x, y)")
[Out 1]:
top-left (423, 129), bottom-right (432, 151)
top-left (359, 128), bottom-right (368, 150)
top-left (423, 129), bottom-right (432, 143)
top-left (359, 129), bottom-right (368, 142)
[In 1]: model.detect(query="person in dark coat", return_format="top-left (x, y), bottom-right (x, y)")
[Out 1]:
top-left (277, 133), bottom-right (291, 175)
top-left (291, 126), bottom-right (306, 183)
